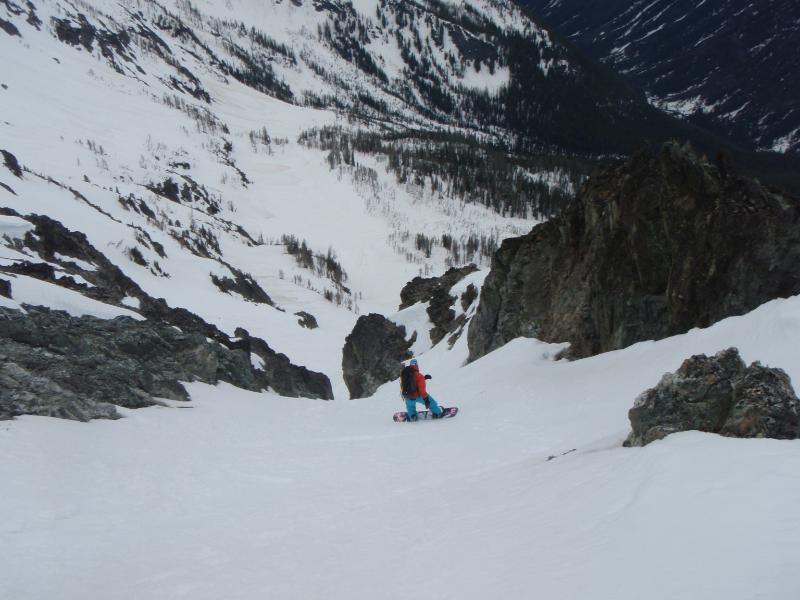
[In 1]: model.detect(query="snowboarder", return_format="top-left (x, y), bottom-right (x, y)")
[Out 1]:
top-left (400, 358), bottom-right (444, 420)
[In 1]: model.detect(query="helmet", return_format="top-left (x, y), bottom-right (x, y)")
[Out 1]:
top-left (409, 358), bottom-right (418, 366)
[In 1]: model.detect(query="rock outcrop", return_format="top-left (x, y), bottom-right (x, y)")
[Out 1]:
top-left (468, 143), bottom-right (800, 361)
top-left (210, 263), bottom-right (274, 305)
top-left (342, 313), bottom-right (413, 399)
top-left (341, 266), bottom-right (480, 399)
top-left (399, 265), bottom-right (478, 310)
top-left (0, 306), bottom-right (261, 421)
top-left (624, 348), bottom-right (800, 446)
top-left (229, 327), bottom-right (332, 400)
top-left (0, 209), bottom-right (333, 401)
top-left (294, 311), bottom-right (318, 329)
top-left (1, 149), bottom-right (23, 178)
top-left (399, 264), bottom-right (478, 346)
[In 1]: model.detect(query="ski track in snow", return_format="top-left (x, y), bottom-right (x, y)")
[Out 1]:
top-left (2, 295), bottom-right (800, 599)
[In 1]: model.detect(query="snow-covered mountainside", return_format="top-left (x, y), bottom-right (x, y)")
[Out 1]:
top-left (2, 0), bottom-right (567, 397)
top-left (520, 0), bottom-right (800, 154)
top-left (5, 0), bottom-right (707, 397)
top-left (2, 1), bottom-right (800, 598)
top-left (2, 0), bottom-right (719, 160)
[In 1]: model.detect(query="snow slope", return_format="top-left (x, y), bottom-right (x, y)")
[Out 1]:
top-left (0, 0), bottom-right (533, 395)
top-left (2, 290), bottom-right (799, 599)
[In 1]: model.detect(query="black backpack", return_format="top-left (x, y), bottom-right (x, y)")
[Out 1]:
top-left (400, 365), bottom-right (418, 396)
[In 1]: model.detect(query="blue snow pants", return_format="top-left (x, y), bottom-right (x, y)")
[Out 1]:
top-left (404, 395), bottom-right (443, 419)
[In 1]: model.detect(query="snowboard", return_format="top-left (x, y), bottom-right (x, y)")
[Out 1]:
top-left (393, 406), bottom-right (458, 422)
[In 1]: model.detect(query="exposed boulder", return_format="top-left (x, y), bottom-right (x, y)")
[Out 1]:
top-left (625, 348), bottom-right (800, 446)
top-left (468, 142), bottom-right (800, 361)
top-left (0, 277), bottom-right (10, 298)
top-left (399, 264), bottom-right (478, 346)
top-left (342, 313), bottom-right (413, 399)
top-left (295, 311), bottom-right (318, 329)
top-left (625, 348), bottom-right (743, 446)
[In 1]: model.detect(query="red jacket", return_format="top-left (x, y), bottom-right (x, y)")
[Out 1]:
top-left (401, 364), bottom-right (428, 398)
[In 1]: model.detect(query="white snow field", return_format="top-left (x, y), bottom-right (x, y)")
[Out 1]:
top-left (2, 292), bottom-right (800, 600)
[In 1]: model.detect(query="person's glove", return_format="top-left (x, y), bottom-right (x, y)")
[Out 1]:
top-left (424, 374), bottom-right (432, 380)
top-left (424, 396), bottom-right (430, 408)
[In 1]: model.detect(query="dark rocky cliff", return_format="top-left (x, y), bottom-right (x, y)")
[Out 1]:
top-left (468, 142), bottom-right (800, 361)
top-left (519, 0), bottom-right (800, 156)
top-left (342, 314), bottom-right (413, 400)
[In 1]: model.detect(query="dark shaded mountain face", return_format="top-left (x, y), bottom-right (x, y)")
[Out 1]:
top-left (304, 0), bottom-right (712, 157)
top-left (519, 0), bottom-right (800, 155)
top-left (299, 0), bottom-right (798, 176)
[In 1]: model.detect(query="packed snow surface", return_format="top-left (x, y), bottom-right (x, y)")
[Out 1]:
top-left (2, 292), bottom-right (800, 600)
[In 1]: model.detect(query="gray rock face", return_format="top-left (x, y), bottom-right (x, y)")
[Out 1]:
top-left (721, 364), bottom-right (800, 439)
top-left (342, 313), bottom-right (413, 399)
top-left (1, 149), bottom-right (23, 178)
top-left (468, 143), bottom-right (800, 361)
top-left (399, 264), bottom-right (478, 346)
top-left (294, 311), bottom-right (318, 329)
top-left (210, 263), bottom-right (273, 305)
top-left (1, 359), bottom-right (121, 421)
top-left (399, 265), bottom-right (478, 310)
top-left (0, 306), bottom-right (262, 422)
top-left (0, 209), bottom-right (333, 401)
top-left (625, 348), bottom-right (800, 446)
top-left (228, 327), bottom-right (333, 400)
